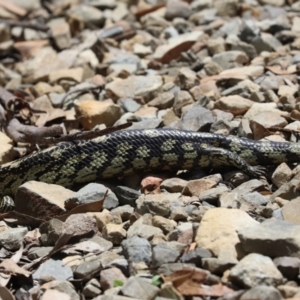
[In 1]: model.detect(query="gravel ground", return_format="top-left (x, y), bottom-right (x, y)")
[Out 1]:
top-left (0, 0), bottom-right (300, 299)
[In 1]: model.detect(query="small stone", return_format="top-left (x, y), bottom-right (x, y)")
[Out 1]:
top-left (170, 206), bottom-right (188, 222)
top-left (102, 223), bottom-right (126, 245)
top-left (41, 280), bottom-right (79, 300)
top-left (238, 219), bottom-right (300, 258)
top-left (33, 258), bottom-right (73, 281)
top-left (182, 178), bottom-right (217, 197)
top-left (49, 19), bottom-right (71, 50)
top-left (127, 216), bottom-right (163, 240)
top-left (148, 92), bottom-right (175, 110)
top-left (175, 67), bottom-right (199, 90)
top-left (113, 186), bottom-right (140, 207)
top-left (196, 208), bottom-right (258, 260)
top-left (0, 227), bottom-right (28, 251)
top-left (240, 285), bottom-right (283, 300)
top-left (180, 248), bottom-right (212, 267)
top-left (65, 183), bottom-right (119, 210)
top-left (111, 205), bottom-right (134, 222)
top-left (28, 247), bottom-right (53, 260)
top-left (67, 5), bottom-right (104, 26)
top-left (74, 255), bottom-right (102, 279)
top-left (87, 210), bottom-right (114, 231)
top-left (75, 100), bottom-right (122, 129)
top-left (100, 267), bottom-right (127, 290)
top-left (215, 95), bottom-right (253, 116)
top-left (174, 105), bottom-right (214, 132)
top-left (212, 51), bottom-right (249, 70)
top-left (165, 0), bottom-right (191, 20)
top-left (202, 257), bottom-right (236, 275)
top-left (133, 43), bottom-right (152, 57)
top-left (152, 241), bottom-right (186, 267)
top-left (0, 132), bottom-right (15, 164)
top-left (118, 98), bottom-right (141, 113)
top-left (173, 90), bottom-right (194, 117)
top-left (120, 276), bottom-right (159, 300)
top-left (106, 75), bottom-right (163, 102)
top-left (39, 218), bottom-right (64, 246)
top-left (136, 193), bottom-right (181, 217)
top-left (121, 235), bottom-right (152, 265)
top-left (229, 253), bottom-right (283, 288)
top-left (152, 216), bottom-right (177, 234)
top-left (272, 163), bottom-right (293, 189)
top-left (82, 278), bottom-right (101, 298)
top-left (282, 198), bottom-right (300, 225)
top-left (168, 222), bottom-right (194, 244)
top-left (15, 181), bottom-right (73, 218)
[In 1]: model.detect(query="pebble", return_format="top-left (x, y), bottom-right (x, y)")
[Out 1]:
top-left (229, 253), bottom-right (283, 288)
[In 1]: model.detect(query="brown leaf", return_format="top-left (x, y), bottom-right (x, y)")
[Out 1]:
top-left (162, 269), bottom-right (233, 296)
top-left (0, 211), bottom-right (44, 228)
top-left (249, 120), bottom-right (271, 140)
top-left (56, 197), bottom-right (105, 222)
top-left (0, 259), bottom-right (31, 277)
top-left (159, 41), bottom-right (196, 64)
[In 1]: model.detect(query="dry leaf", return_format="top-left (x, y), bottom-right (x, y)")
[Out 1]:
top-left (0, 211), bottom-right (44, 227)
top-left (163, 269), bottom-right (233, 296)
top-left (56, 196), bottom-right (105, 222)
top-left (0, 259), bottom-right (31, 277)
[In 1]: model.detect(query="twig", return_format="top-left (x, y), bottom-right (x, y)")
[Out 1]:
top-left (60, 85), bottom-right (104, 106)
top-left (0, 18), bottom-right (49, 32)
top-left (39, 122), bottom-right (133, 145)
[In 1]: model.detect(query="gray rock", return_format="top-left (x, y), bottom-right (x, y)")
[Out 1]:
top-left (176, 105), bottom-right (214, 132)
top-left (241, 192), bottom-right (268, 206)
top-left (121, 236), bottom-right (152, 264)
top-left (113, 186), bottom-right (140, 207)
top-left (33, 258), bottom-right (73, 281)
top-left (152, 241), bottom-right (186, 267)
top-left (0, 227), bottom-right (28, 251)
top-left (136, 193), bottom-right (181, 217)
top-left (120, 276), bottom-right (159, 300)
top-left (39, 218), bottom-right (64, 246)
top-left (111, 205), bottom-right (134, 222)
top-left (240, 285), bottom-right (283, 300)
top-left (118, 98), bottom-right (141, 113)
top-left (202, 257), bottom-right (236, 275)
top-left (82, 278), bottom-right (102, 298)
top-left (100, 267), bottom-right (127, 291)
top-left (180, 248), bottom-right (212, 267)
top-left (27, 247), bottom-right (53, 260)
top-left (229, 253), bottom-right (283, 288)
top-left (238, 219), bottom-right (300, 257)
top-left (74, 256), bottom-right (102, 279)
top-left (65, 183), bottom-right (119, 210)
top-left (198, 186), bottom-right (229, 205)
top-left (212, 51), bottom-right (249, 70)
